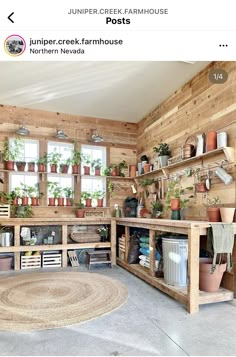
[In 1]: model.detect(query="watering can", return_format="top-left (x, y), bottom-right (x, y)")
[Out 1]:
top-left (0, 232), bottom-right (13, 247)
top-left (181, 135), bottom-right (197, 159)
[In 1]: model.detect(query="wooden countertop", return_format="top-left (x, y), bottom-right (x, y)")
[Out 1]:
top-left (0, 218), bottom-right (112, 225)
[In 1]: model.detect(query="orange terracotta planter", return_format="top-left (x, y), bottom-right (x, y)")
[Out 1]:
top-left (48, 197), bottom-right (56, 206)
top-left (28, 163), bottom-right (35, 172)
top-left (206, 131), bottom-right (217, 152)
top-left (57, 197), bottom-right (65, 206)
top-left (31, 197), bottom-right (39, 206)
top-left (97, 198), bottom-right (103, 207)
top-left (76, 209), bottom-right (85, 218)
top-left (50, 164), bottom-right (58, 173)
top-left (129, 165), bottom-right (137, 177)
top-left (5, 161), bottom-right (14, 170)
top-left (85, 199), bottom-right (92, 207)
top-left (21, 197), bottom-right (29, 206)
top-left (72, 164), bottom-right (80, 174)
top-left (84, 166), bottom-right (90, 175)
top-left (66, 198), bottom-right (73, 206)
top-left (143, 163), bottom-right (151, 173)
top-left (95, 168), bottom-right (101, 176)
top-left (38, 163), bottom-right (45, 172)
top-left (207, 207), bottom-right (221, 222)
top-left (199, 259), bottom-right (226, 292)
top-left (171, 198), bottom-right (180, 210)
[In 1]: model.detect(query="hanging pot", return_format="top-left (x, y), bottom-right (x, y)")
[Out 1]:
top-left (181, 135), bottom-right (197, 159)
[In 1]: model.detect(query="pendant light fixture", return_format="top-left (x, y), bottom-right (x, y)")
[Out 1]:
top-left (16, 125), bottom-right (30, 136)
top-left (55, 129), bottom-right (68, 139)
top-left (91, 129), bottom-right (104, 143)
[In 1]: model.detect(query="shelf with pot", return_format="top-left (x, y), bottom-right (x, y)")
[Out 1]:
top-left (134, 147), bottom-right (234, 180)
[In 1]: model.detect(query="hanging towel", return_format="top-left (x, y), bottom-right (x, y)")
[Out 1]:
top-left (208, 224), bottom-right (234, 273)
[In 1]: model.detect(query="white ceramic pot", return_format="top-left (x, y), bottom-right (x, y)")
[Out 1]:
top-left (220, 207), bottom-right (235, 223)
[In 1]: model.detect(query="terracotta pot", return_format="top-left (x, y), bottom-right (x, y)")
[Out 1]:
top-left (28, 163), bottom-right (35, 172)
top-left (66, 198), bottom-right (73, 206)
top-left (85, 198), bottom-right (92, 207)
top-left (72, 164), bottom-right (80, 174)
top-left (12, 197), bottom-right (19, 206)
top-left (48, 197), bottom-right (56, 206)
top-left (84, 166), bottom-right (90, 175)
top-left (129, 165), bottom-right (137, 178)
top-left (57, 197), bottom-right (65, 206)
top-left (220, 207), bottom-right (235, 223)
top-left (111, 168), bottom-right (118, 176)
top-left (199, 259), bottom-right (226, 292)
top-left (50, 164), bottom-right (58, 173)
top-left (97, 198), bottom-right (103, 207)
top-left (143, 163), bottom-right (151, 173)
top-left (38, 163), bottom-right (45, 172)
top-left (76, 209), bottom-right (85, 218)
top-left (60, 164), bottom-right (69, 174)
top-left (16, 162), bottom-right (26, 172)
top-left (31, 197), bottom-right (39, 206)
top-left (0, 256), bottom-right (12, 271)
top-left (95, 168), bottom-right (101, 176)
top-left (206, 131), bottom-right (217, 152)
top-left (171, 198), bottom-right (180, 210)
top-left (196, 182), bottom-right (207, 193)
top-left (21, 197), bottom-right (29, 206)
top-left (5, 160), bottom-right (14, 170)
top-left (207, 207), bottom-right (221, 222)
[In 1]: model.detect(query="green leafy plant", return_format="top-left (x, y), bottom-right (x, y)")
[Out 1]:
top-left (3, 137), bottom-right (24, 161)
top-left (75, 200), bottom-right (85, 209)
top-left (20, 183), bottom-right (29, 197)
top-left (47, 150), bottom-right (62, 165)
top-left (63, 187), bottom-right (74, 198)
top-left (204, 196), bottom-right (221, 207)
top-left (82, 154), bottom-right (91, 166)
top-left (27, 184), bottom-right (43, 198)
top-left (118, 160), bottom-right (128, 177)
top-left (165, 178), bottom-right (193, 210)
top-left (102, 167), bottom-right (111, 176)
top-left (47, 181), bottom-right (62, 198)
top-left (37, 153), bottom-right (48, 165)
top-left (91, 158), bottom-right (102, 169)
top-left (107, 179), bottom-right (114, 196)
top-left (153, 143), bottom-right (171, 156)
top-left (81, 191), bottom-right (92, 200)
top-left (139, 178), bottom-right (155, 197)
top-left (71, 144), bottom-right (82, 165)
top-left (150, 201), bottom-right (163, 217)
top-left (97, 225), bottom-right (109, 241)
top-left (15, 205), bottom-right (34, 218)
top-left (93, 190), bottom-right (105, 200)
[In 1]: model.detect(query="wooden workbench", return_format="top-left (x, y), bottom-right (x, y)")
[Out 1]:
top-left (114, 218), bottom-right (236, 313)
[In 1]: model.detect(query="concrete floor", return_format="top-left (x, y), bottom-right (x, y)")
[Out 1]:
top-left (0, 265), bottom-right (236, 356)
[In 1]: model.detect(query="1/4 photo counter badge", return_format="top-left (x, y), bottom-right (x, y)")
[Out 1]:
top-left (4, 34), bottom-right (26, 56)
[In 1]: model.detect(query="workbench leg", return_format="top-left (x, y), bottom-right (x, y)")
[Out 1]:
top-left (149, 229), bottom-right (156, 277)
top-left (125, 226), bottom-right (130, 264)
top-left (111, 219), bottom-right (116, 266)
top-left (187, 226), bottom-right (200, 314)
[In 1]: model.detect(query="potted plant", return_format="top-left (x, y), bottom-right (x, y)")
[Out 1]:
top-left (28, 184), bottom-right (43, 206)
top-left (82, 154), bottom-right (91, 175)
top-left (47, 181), bottom-right (59, 206)
top-left (194, 168), bottom-right (207, 193)
top-left (93, 190), bottom-right (105, 207)
top-left (102, 166), bottom-right (111, 176)
top-left (63, 187), bottom-right (74, 206)
top-left (165, 179), bottom-right (193, 219)
top-left (71, 147), bottom-right (82, 174)
top-left (47, 150), bottom-right (62, 173)
top-left (3, 137), bottom-right (24, 170)
top-left (16, 160), bottom-right (26, 172)
top-left (27, 161), bottom-right (36, 172)
top-left (118, 160), bottom-right (128, 177)
top-left (205, 196), bottom-right (221, 222)
top-left (37, 153), bottom-right (48, 172)
top-left (91, 158), bottom-right (102, 176)
top-left (60, 158), bottom-right (71, 174)
top-left (20, 183), bottom-right (29, 206)
top-left (110, 164), bottom-right (118, 176)
top-left (153, 143), bottom-right (171, 168)
top-left (75, 201), bottom-right (85, 218)
top-left (15, 205), bottom-right (34, 218)
top-left (81, 191), bottom-right (92, 207)
top-left (97, 225), bottom-right (109, 242)
top-left (150, 201), bottom-right (163, 218)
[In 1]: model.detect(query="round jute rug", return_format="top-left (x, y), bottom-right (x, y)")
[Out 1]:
top-left (0, 272), bottom-right (128, 331)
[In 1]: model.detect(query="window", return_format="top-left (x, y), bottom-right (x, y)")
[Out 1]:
top-left (9, 139), bottom-right (39, 192)
top-left (81, 145), bottom-right (106, 206)
top-left (47, 142), bottom-right (74, 198)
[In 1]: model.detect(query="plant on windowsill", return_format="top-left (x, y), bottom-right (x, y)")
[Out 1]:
top-left (110, 164), bottom-right (119, 177)
top-left (60, 158), bottom-right (71, 174)
top-left (37, 153), bottom-right (48, 172)
top-left (27, 184), bottom-right (43, 206)
top-left (81, 191), bottom-right (92, 207)
top-left (91, 158), bottom-right (102, 176)
top-left (20, 183), bottom-right (30, 206)
top-left (204, 195), bottom-right (221, 222)
top-left (71, 146), bottom-right (82, 174)
top-left (75, 200), bottom-right (85, 218)
top-left (102, 166), bottom-right (111, 176)
top-left (93, 190), bottom-right (105, 207)
top-left (3, 137), bottom-right (24, 171)
top-left (82, 154), bottom-right (91, 175)
top-left (63, 187), bottom-right (74, 206)
top-left (47, 150), bottom-right (62, 173)
top-left (47, 181), bottom-right (60, 206)
top-left (153, 143), bottom-right (171, 168)
top-left (27, 161), bottom-right (36, 172)
top-left (118, 160), bottom-right (128, 177)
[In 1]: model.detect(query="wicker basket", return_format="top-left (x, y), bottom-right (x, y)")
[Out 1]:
top-left (70, 232), bottom-right (101, 243)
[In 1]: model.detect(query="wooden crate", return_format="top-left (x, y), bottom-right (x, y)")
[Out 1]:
top-left (0, 205), bottom-right (10, 218)
top-left (21, 255), bottom-right (41, 270)
top-left (42, 253), bottom-right (62, 268)
top-left (68, 251), bottom-right (79, 267)
top-left (119, 249), bottom-right (125, 261)
top-left (71, 232), bottom-right (101, 243)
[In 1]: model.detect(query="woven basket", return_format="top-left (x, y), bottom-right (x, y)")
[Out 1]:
top-left (70, 232), bottom-right (101, 243)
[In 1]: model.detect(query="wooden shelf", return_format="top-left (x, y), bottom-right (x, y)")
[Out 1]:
top-left (134, 147), bottom-right (234, 179)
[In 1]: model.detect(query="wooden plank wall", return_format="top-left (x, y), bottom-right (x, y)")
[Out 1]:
top-left (137, 61), bottom-right (236, 220)
top-left (0, 105), bottom-right (137, 217)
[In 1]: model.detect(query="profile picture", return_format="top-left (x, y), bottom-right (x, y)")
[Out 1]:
top-left (4, 34), bottom-right (26, 56)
